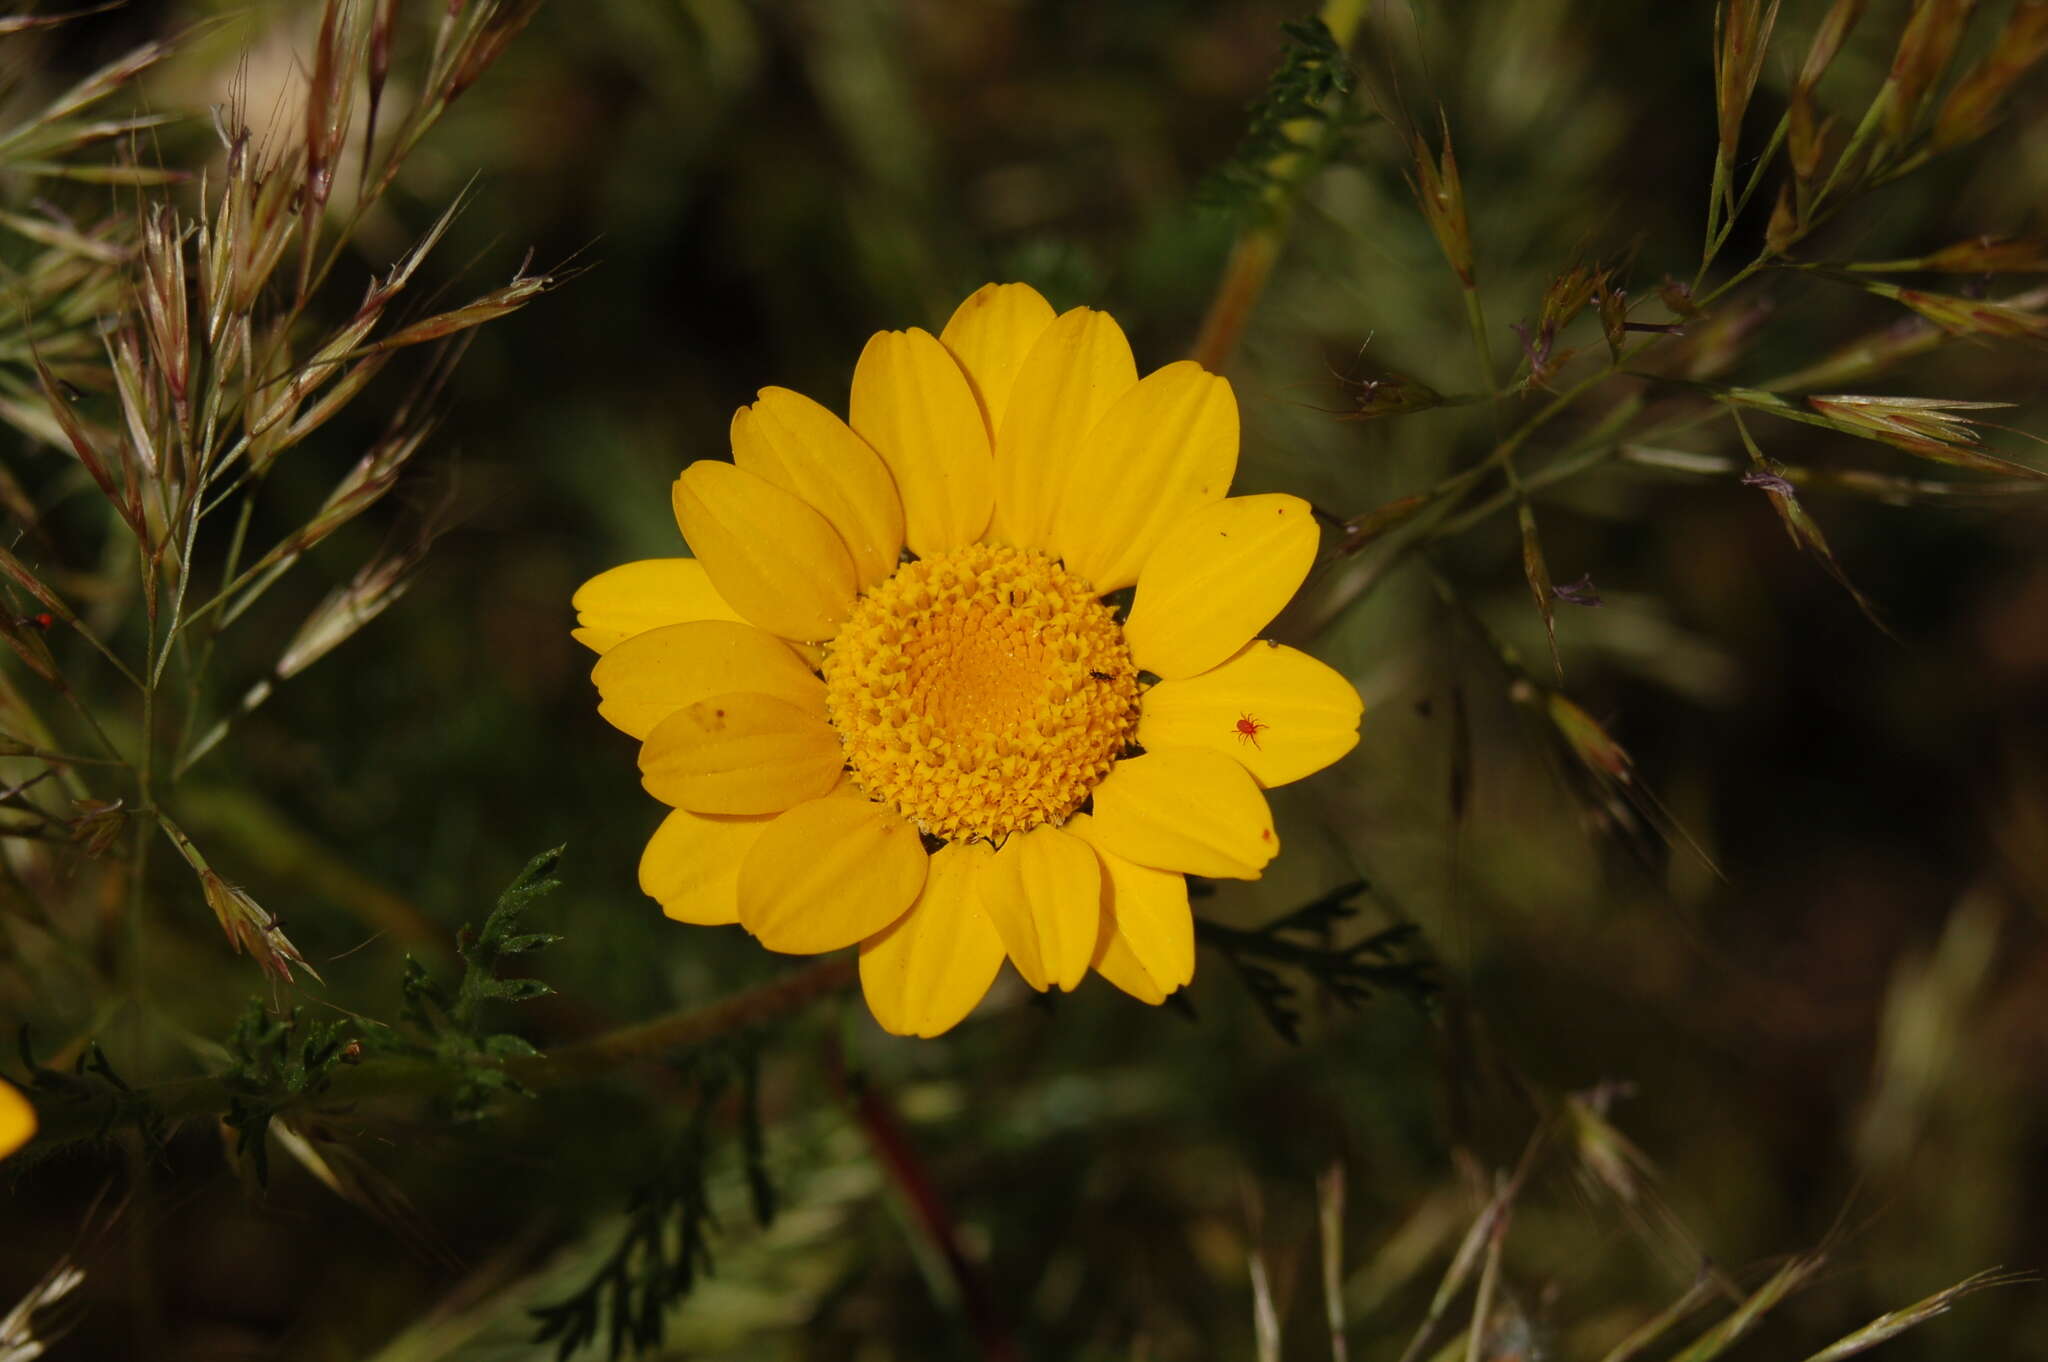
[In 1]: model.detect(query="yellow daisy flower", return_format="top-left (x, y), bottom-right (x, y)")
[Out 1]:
top-left (0, 1077), bottom-right (32, 1160)
top-left (575, 283), bottom-right (1362, 1036)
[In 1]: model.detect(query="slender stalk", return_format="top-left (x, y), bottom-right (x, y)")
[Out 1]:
top-left (124, 689), bottom-right (153, 1009)
top-left (172, 493), bottom-right (255, 772)
top-left (1702, 145), bottom-right (1731, 274)
top-left (515, 956), bottom-right (855, 1085)
top-left (1189, 0), bottom-right (1368, 371)
top-left (834, 1041), bottom-right (1022, 1362)
top-left (1192, 230), bottom-right (1284, 374)
top-left (1696, 113), bottom-right (1789, 284)
top-left (55, 683), bottom-right (127, 764)
top-left (1463, 1202), bottom-right (1509, 1362)
top-left (1459, 288), bottom-right (1497, 402)
top-left (1813, 80), bottom-right (1894, 210)
top-left (31, 956), bottom-right (859, 1149)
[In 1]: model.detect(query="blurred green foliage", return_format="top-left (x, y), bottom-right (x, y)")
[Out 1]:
top-left (3, 1), bottom-right (2047, 1359)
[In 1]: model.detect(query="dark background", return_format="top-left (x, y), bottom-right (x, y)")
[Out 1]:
top-left (4, 1), bottom-right (2046, 1358)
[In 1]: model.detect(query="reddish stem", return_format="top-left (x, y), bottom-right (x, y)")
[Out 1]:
top-left (831, 1042), bottom-right (1022, 1362)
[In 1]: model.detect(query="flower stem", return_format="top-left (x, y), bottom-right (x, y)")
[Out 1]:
top-left (831, 1037), bottom-right (1022, 1362)
top-left (1189, 0), bottom-right (1368, 372)
top-left (513, 956), bottom-right (855, 1085)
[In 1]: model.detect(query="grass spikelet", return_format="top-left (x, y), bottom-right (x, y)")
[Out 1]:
top-left (20, 34), bottom-right (177, 131)
top-left (364, 0), bottom-right (400, 184)
top-left (161, 816), bottom-right (320, 985)
top-left (1732, 410), bottom-right (1892, 634)
top-left (1797, 0), bottom-right (1869, 92)
top-left (1340, 492), bottom-right (1427, 551)
top-left (1865, 280), bottom-right (2048, 344)
top-left (136, 202), bottom-right (191, 418)
top-left (30, 340), bottom-right (143, 539)
top-left (1516, 502), bottom-right (1562, 681)
top-left (275, 549), bottom-right (421, 680)
top-left (301, 0), bottom-right (370, 295)
top-left (367, 261), bottom-right (561, 351)
top-left (1883, 0), bottom-right (1979, 141)
top-left (1932, 0), bottom-right (2048, 149)
top-left (1409, 112), bottom-right (1473, 288)
top-left (1710, 0), bottom-right (1780, 238)
top-left (1852, 889), bottom-right (2001, 1172)
top-left (1847, 235), bottom-right (2048, 273)
top-left (1807, 392), bottom-right (2044, 478)
top-left (1798, 1268), bottom-right (2036, 1362)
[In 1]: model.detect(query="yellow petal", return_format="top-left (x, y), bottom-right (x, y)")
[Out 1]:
top-left (1050, 361), bottom-right (1238, 592)
top-left (990, 307), bottom-right (1137, 549)
top-left (1137, 642), bottom-right (1362, 788)
top-left (939, 282), bottom-right (1056, 439)
top-left (571, 558), bottom-right (745, 654)
top-left (1087, 747), bottom-right (1277, 879)
top-left (0, 1077), bottom-right (33, 1160)
top-left (640, 691), bottom-right (844, 815)
top-left (1070, 814), bottom-right (1195, 1003)
top-left (982, 824), bottom-right (1100, 992)
top-left (858, 840), bottom-right (1005, 1037)
top-left (732, 387), bottom-right (905, 592)
top-left (848, 327), bottom-right (992, 555)
top-left (593, 619), bottom-right (823, 740)
top-left (1093, 934), bottom-right (1167, 1003)
top-left (671, 461), bottom-right (857, 644)
top-left (738, 792), bottom-right (927, 954)
top-left (1122, 494), bottom-right (1319, 679)
top-left (640, 806), bottom-right (778, 925)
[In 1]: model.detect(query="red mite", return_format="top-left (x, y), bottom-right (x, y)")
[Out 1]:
top-left (1234, 712), bottom-right (1269, 749)
top-left (15, 613), bottom-right (52, 631)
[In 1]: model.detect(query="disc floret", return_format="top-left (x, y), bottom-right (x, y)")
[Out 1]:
top-left (823, 543), bottom-right (1139, 840)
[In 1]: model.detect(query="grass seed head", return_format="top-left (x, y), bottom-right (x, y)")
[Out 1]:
top-left (1409, 113), bottom-right (1473, 287)
top-left (1788, 90), bottom-right (1833, 183)
top-left (1805, 392), bottom-right (2035, 474)
top-left (200, 870), bottom-right (320, 985)
top-left (1797, 0), bottom-right (1869, 93)
top-left (1339, 493), bottom-right (1425, 552)
top-left (276, 552), bottom-right (417, 679)
top-left (1714, 0), bottom-right (1782, 168)
top-left (1766, 182), bottom-right (1800, 256)
top-left (1885, 0), bottom-right (1980, 141)
top-left (1595, 276), bottom-right (1628, 359)
top-left (1545, 692), bottom-right (1631, 783)
top-left (1916, 235), bottom-right (2048, 272)
top-left (1872, 282), bottom-right (2048, 343)
top-left (1932, 0), bottom-right (2048, 149)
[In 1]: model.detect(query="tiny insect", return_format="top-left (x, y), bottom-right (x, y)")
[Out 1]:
top-left (1233, 712), bottom-right (1269, 749)
top-left (13, 612), bottom-right (51, 631)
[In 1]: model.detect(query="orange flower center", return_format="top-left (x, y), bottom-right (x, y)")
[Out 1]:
top-left (822, 544), bottom-right (1138, 841)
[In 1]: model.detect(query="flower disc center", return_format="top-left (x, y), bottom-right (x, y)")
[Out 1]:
top-left (823, 543), bottom-right (1139, 841)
